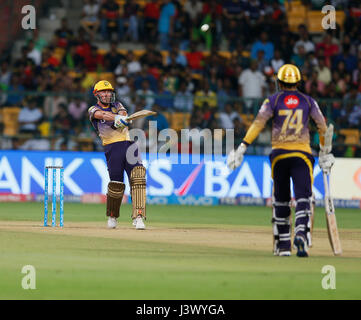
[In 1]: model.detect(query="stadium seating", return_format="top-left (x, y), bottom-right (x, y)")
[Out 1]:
top-left (339, 129), bottom-right (361, 146)
top-left (170, 112), bottom-right (191, 131)
top-left (2, 107), bottom-right (21, 136)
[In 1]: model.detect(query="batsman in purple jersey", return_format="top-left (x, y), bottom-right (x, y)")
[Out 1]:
top-left (228, 64), bottom-right (330, 257)
top-left (88, 80), bottom-right (146, 230)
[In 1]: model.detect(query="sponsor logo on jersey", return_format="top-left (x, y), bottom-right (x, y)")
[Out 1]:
top-left (284, 95), bottom-right (299, 109)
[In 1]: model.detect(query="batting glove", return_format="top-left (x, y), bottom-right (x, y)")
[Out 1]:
top-left (318, 152), bottom-right (335, 175)
top-left (227, 143), bottom-right (247, 170)
top-left (114, 115), bottom-right (129, 129)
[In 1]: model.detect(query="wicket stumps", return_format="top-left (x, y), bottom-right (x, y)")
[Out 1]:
top-left (44, 166), bottom-right (64, 227)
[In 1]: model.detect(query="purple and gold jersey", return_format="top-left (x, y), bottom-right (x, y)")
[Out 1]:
top-left (88, 101), bottom-right (130, 146)
top-left (243, 90), bottom-right (327, 154)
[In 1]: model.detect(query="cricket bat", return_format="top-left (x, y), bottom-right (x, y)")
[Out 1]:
top-left (126, 110), bottom-right (156, 121)
top-left (323, 172), bottom-right (342, 256)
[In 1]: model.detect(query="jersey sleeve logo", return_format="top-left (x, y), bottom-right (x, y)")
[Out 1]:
top-left (284, 95), bottom-right (299, 109)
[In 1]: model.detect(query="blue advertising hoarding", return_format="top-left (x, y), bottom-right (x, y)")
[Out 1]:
top-left (0, 150), bottom-right (326, 199)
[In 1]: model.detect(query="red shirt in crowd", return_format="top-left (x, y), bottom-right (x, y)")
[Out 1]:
top-left (144, 2), bottom-right (160, 19)
top-left (185, 51), bottom-right (204, 70)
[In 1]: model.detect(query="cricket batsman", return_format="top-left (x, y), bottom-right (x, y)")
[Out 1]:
top-left (227, 64), bottom-right (335, 257)
top-left (88, 80), bottom-right (146, 230)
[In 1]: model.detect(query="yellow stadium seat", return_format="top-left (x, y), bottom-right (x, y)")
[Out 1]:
top-left (192, 73), bottom-right (203, 80)
top-left (171, 113), bottom-right (191, 131)
top-left (307, 11), bottom-right (325, 33)
top-left (98, 48), bottom-right (107, 55)
top-left (38, 121), bottom-right (51, 137)
top-left (240, 113), bottom-right (254, 129)
top-left (161, 50), bottom-right (169, 65)
top-left (339, 129), bottom-right (360, 146)
top-left (336, 11), bottom-right (345, 29)
top-left (162, 111), bottom-right (171, 124)
top-left (133, 50), bottom-right (145, 58)
top-left (219, 51), bottom-right (232, 59)
top-left (288, 12), bottom-right (307, 32)
top-left (2, 107), bottom-right (21, 136)
top-left (99, 72), bottom-right (115, 84)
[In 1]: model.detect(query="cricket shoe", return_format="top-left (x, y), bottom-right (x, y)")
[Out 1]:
top-left (135, 215), bottom-right (146, 230)
top-left (278, 250), bottom-right (291, 257)
top-left (293, 235), bottom-right (309, 257)
top-left (107, 217), bottom-right (117, 229)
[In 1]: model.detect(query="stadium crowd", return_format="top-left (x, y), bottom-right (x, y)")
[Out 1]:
top-left (0, 0), bottom-right (361, 157)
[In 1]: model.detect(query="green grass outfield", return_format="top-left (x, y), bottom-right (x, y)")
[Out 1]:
top-left (0, 202), bottom-right (360, 300)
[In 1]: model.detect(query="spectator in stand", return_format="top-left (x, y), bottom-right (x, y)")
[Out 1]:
top-left (143, 0), bottom-right (160, 43)
top-left (136, 79), bottom-right (155, 109)
top-left (291, 44), bottom-right (307, 68)
top-left (100, 0), bottom-right (124, 41)
top-left (316, 33), bottom-right (339, 67)
top-left (14, 46), bottom-right (32, 72)
top-left (115, 76), bottom-right (134, 114)
top-left (332, 43), bottom-right (358, 73)
top-left (271, 49), bottom-right (284, 73)
top-left (185, 41), bottom-right (204, 72)
top-left (333, 135), bottom-right (347, 157)
top-left (184, 0), bottom-right (203, 29)
top-left (0, 60), bottom-right (11, 105)
top-left (244, 0), bottom-right (266, 37)
top-left (251, 32), bottom-right (274, 62)
top-left (134, 65), bottom-right (157, 91)
top-left (194, 79), bottom-right (217, 109)
top-left (174, 80), bottom-right (193, 112)
top-left (72, 27), bottom-right (92, 60)
top-left (43, 81), bottom-right (68, 119)
top-left (202, 0), bottom-right (223, 45)
top-left (104, 41), bottom-right (126, 72)
top-left (27, 40), bottom-right (42, 66)
top-left (80, 0), bottom-right (100, 41)
top-left (123, 0), bottom-right (140, 42)
top-left (238, 60), bottom-right (266, 109)
top-left (140, 43), bottom-right (163, 68)
top-left (222, 0), bottom-right (244, 20)
top-left (84, 45), bottom-right (104, 72)
top-left (305, 70), bottom-right (325, 96)
top-left (352, 59), bottom-right (361, 85)
top-left (146, 104), bottom-right (169, 133)
top-left (172, 7), bottom-right (192, 50)
top-left (5, 74), bottom-right (25, 106)
top-left (18, 97), bottom-right (43, 134)
top-left (166, 44), bottom-right (187, 68)
top-left (53, 103), bottom-right (74, 136)
top-left (154, 79), bottom-right (173, 110)
top-left (278, 33), bottom-right (294, 63)
top-left (217, 78), bottom-right (237, 111)
top-left (316, 56), bottom-right (332, 85)
top-left (218, 103), bottom-right (242, 129)
top-left (126, 50), bottom-right (142, 75)
top-left (225, 18), bottom-right (242, 52)
top-left (54, 18), bottom-right (74, 48)
top-left (293, 24), bottom-right (315, 55)
top-left (158, 0), bottom-right (176, 50)
top-left (68, 97), bottom-right (88, 126)
top-left (63, 45), bottom-right (84, 71)
top-left (163, 67), bottom-right (179, 93)
top-left (256, 50), bottom-right (268, 73)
